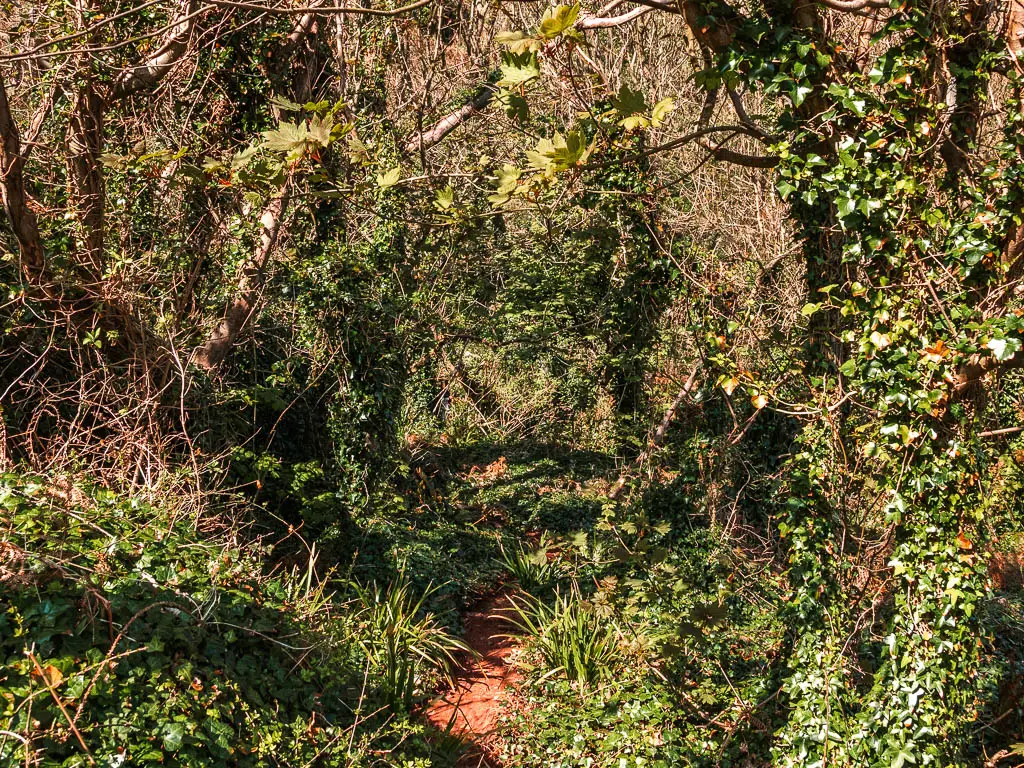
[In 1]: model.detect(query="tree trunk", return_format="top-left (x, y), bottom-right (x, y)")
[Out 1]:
top-left (192, 178), bottom-right (293, 370)
top-left (0, 73), bottom-right (46, 284)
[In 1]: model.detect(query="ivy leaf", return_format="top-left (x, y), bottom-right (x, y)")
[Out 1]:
top-left (162, 722), bottom-right (186, 752)
top-left (986, 336), bottom-right (1021, 362)
top-left (777, 180), bottom-right (797, 200)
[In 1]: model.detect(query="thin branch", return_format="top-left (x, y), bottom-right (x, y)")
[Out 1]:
top-left (192, 175), bottom-right (293, 369)
top-left (405, 86), bottom-right (494, 154)
top-left (206, 0), bottom-right (433, 16)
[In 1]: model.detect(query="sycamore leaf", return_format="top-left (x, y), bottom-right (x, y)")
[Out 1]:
top-left (650, 97), bottom-right (676, 127)
top-left (434, 186), bottom-right (454, 210)
top-left (262, 121), bottom-right (310, 161)
top-left (270, 95), bottom-right (303, 112)
top-left (306, 114), bottom-right (334, 148)
top-left (497, 50), bottom-right (540, 87)
top-left (347, 134), bottom-right (370, 164)
top-left (495, 30), bottom-right (539, 53)
top-left (230, 145), bottom-right (260, 171)
top-left (496, 88), bottom-right (529, 122)
top-left (376, 166), bottom-right (401, 188)
top-left (613, 85), bottom-right (648, 129)
top-left (538, 4), bottom-right (579, 38)
top-left (489, 163), bottom-right (521, 205)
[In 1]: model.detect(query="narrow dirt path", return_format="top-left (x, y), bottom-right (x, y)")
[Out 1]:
top-left (426, 589), bottom-right (520, 765)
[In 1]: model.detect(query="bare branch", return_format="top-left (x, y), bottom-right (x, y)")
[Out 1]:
top-left (815, 0), bottom-right (888, 10)
top-left (111, 0), bottom-right (199, 99)
top-left (405, 87), bottom-right (494, 155)
top-left (206, 0), bottom-right (433, 16)
top-left (578, 4), bottom-right (653, 29)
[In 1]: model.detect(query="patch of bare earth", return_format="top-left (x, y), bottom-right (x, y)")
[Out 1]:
top-left (425, 589), bottom-right (520, 766)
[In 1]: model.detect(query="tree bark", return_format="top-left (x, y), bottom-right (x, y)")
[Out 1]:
top-left (405, 87), bottom-right (494, 155)
top-left (0, 73), bottom-right (46, 284)
top-left (111, 0), bottom-right (198, 99)
top-left (192, 177), bottom-right (292, 370)
top-left (67, 81), bottom-right (105, 275)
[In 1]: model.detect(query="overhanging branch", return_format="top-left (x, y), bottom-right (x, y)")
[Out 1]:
top-left (111, 0), bottom-right (199, 99)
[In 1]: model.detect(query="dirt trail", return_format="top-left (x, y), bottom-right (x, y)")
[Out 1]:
top-left (426, 590), bottom-right (520, 764)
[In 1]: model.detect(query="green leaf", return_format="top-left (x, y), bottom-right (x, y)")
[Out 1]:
top-left (434, 186), bottom-right (454, 210)
top-left (651, 97), bottom-right (676, 127)
top-left (270, 95), bottom-right (303, 112)
top-left (497, 50), bottom-right (540, 87)
top-left (538, 4), bottom-right (579, 39)
top-left (376, 166), bottom-right (401, 188)
top-left (162, 723), bottom-right (185, 752)
top-left (496, 88), bottom-right (529, 122)
top-left (613, 85), bottom-right (648, 119)
top-left (262, 121), bottom-right (311, 162)
top-left (777, 180), bottom-right (797, 199)
top-left (986, 336), bottom-right (1021, 362)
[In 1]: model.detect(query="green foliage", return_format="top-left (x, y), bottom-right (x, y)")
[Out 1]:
top-left (496, 536), bottom-right (559, 593)
top-left (0, 472), bottom-right (442, 767)
top-left (504, 585), bottom-right (620, 685)
top-left (351, 574), bottom-right (469, 710)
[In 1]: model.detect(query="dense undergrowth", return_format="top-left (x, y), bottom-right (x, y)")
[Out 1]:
top-left (4, 0), bottom-right (1024, 764)
top-left (5, 422), bottom-right (1022, 766)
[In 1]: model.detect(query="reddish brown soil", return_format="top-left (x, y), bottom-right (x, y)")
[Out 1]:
top-left (425, 590), bottom-right (521, 765)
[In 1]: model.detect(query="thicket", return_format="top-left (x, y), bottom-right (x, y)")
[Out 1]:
top-left (2, 0), bottom-right (1024, 765)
